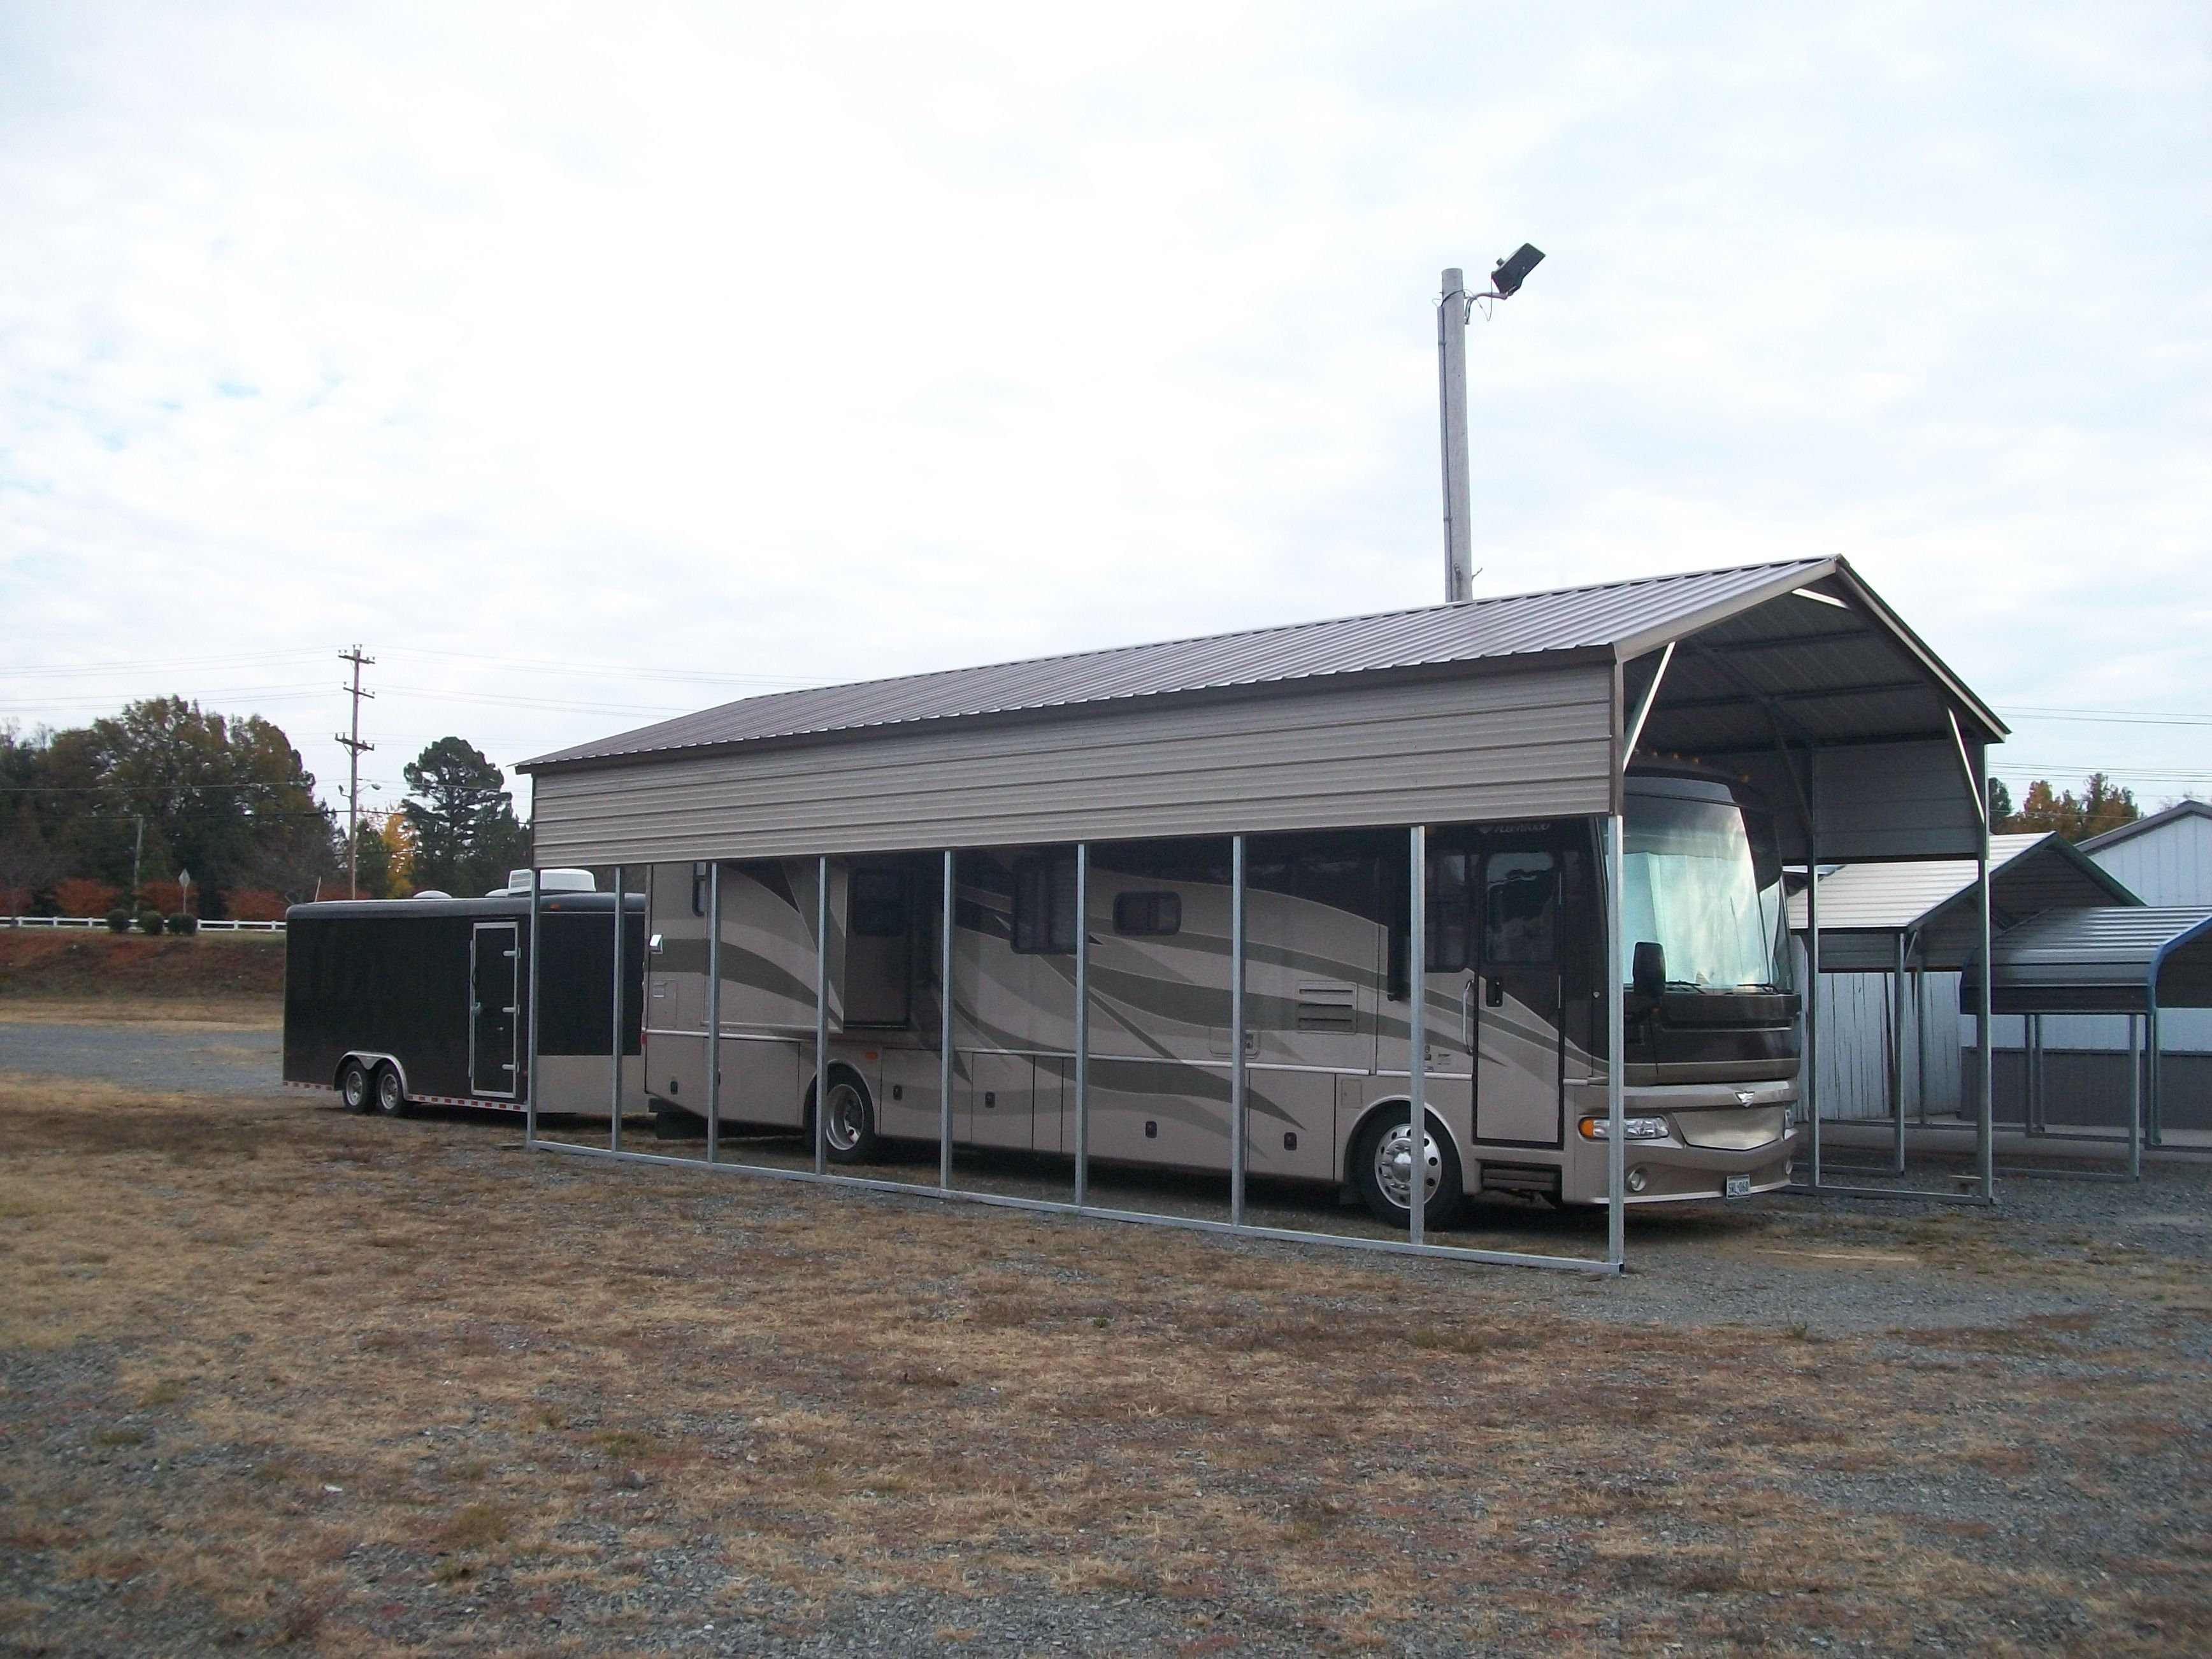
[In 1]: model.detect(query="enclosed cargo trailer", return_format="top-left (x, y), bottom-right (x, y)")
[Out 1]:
top-left (284, 885), bottom-right (645, 1116)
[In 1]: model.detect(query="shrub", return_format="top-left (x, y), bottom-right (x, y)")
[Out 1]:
top-left (165, 913), bottom-right (198, 936)
top-left (106, 909), bottom-right (132, 934)
top-left (226, 887), bottom-right (288, 923)
top-left (135, 910), bottom-right (164, 936)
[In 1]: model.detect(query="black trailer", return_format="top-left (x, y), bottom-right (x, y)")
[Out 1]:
top-left (284, 891), bottom-right (645, 1116)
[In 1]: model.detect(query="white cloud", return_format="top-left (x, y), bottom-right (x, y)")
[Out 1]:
top-left (2, 1), bottom-right (2206, 813)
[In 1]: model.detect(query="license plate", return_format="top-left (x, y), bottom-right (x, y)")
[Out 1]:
top-left (1725, 1174), bottom-right (1753, 1199)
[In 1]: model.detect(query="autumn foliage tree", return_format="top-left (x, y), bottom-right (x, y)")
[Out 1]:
top-left (1, 702), bottom-right (337, 915)
top-left (2000, 773), bottom-right (2141, 843)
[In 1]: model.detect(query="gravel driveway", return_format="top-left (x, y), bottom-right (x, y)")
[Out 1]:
top-left (0, 1018), bottom-right (285, 1099)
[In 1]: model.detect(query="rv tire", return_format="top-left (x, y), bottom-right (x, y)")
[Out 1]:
top-left (810, 1070), bottom-right (878, 1165)
top-left (337, 1058), bottom-right (373, 1113)
top-left (371, 1063), bottom-right (408, 1117)
top-left (1351, 1105), bottom-right (1463, 1232)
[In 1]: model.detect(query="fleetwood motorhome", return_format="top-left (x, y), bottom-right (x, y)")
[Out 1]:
top-left (637, 766), bottom-right (1797, 1224)
top-left (284, 871), bottom-right (645, 1116)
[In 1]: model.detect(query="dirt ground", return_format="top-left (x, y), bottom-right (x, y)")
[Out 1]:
top-left (2, 1053), bottom-right (2209, 1658)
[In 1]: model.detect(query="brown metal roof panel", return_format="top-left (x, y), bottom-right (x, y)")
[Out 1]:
top-left (524, 557), bottom-right (1836, 770)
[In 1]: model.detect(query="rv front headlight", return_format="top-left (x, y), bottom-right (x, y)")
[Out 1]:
top-left (1578, 1115), bottom-right (1669, 1142)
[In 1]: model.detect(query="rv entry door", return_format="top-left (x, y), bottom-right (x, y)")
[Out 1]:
top-left (1470, 847), bottom-right (1565, 1146)
top-left (470, 922), bottom-right (521, 1098)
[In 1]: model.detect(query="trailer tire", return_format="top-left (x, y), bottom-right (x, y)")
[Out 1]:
top-left (337, 1058), bottom-right (373, 1112)
top-left (808, 1070), bottom-right (878, 1165)
top-left (1350, 1105), bottom-right (1463, 1232)
top-left (371, 1063), bottom-right (408, 1117)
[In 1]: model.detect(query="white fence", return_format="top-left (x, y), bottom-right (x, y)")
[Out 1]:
top-left (3, 916), bottom-right (285, 932)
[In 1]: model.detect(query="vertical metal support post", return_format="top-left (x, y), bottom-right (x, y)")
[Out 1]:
top-left (2027, 1014), bottom-right (2045, 1135)
top-left (610, 866), bottom-right (624, 1155)
top-left (1913, 959), bottom-right (1929, 1125)
top-left (525, 868), bottom-right (542, 1147)
top-left (1975, 773), bottom-right (1995, 1202)
top-left (1074, 844), bottom-right (1091, 1209)
top-left (1408, 825), bottom-right (1427, 1249)
top-left (1806, 860), bottom-right (1821, 1186)
top-left (1604, 813), bottom-right (1627, 1269)
top-left (1230, 835), bottom-right (1248, 1229)
top-left (706, 863), bottom-right (722, 1166)
top-left (1890, 932), bottom-right (1907, 1174)
top-left (940, 850), bottom-right (955, 1192)
top-left (814, 856), bottom-right (830, 1176)
top-left (2147, 1005), bottom-right (2164, 1147)
top-left (2128, 1012), bottom-right (2143, 1180)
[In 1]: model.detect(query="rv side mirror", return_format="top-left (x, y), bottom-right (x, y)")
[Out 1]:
top-left (1632, 940), bottom-right (1667, 1000)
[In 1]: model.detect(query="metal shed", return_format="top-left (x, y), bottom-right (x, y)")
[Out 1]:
top-left (1781, 836), bottom-right (2141, 1170)
top-left (520, 554), bottom-right (2010, 1270)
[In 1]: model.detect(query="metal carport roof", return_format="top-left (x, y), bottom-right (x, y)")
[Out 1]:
top-left (1786, 832), bottom-right (2141, 971)
top-left (1963, 908), bottom-right (2212, 1016)
top-left (524, 554), bottom-right (2004, 775)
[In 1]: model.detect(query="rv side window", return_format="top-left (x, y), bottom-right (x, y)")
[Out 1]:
top-left (1484, 852), bottom-right (1557, 963)
top-left (850, 868), bottom-right (910, 937)
top-left (1425, 851), bottom-right (1470, 972)
top-left (691, 862), bottom-right (710, 917)
top-left (1113, 891), bottom-right (1181, 937)
top-left (1012, 855), bottom-right (1078, 954)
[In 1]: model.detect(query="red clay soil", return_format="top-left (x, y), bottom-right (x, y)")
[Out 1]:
top-left (0, 930), bottom-right (286, 1001)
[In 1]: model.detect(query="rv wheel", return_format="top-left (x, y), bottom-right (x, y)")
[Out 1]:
top-left (1351, 1107), bottom-right (1463, 1232)
top-left (337, 1058), bottom-right (373, 1112)
top-left (814, 1072), bottom-right (878, 1165)
top-left (371, 1063), bottom-right (408, 1117)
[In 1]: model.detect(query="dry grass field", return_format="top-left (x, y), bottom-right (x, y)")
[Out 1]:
top-left (3, 1068), bottom-right (2209, 1656)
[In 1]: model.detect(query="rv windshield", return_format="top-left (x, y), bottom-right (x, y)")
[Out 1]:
top-left (1623, 792), bottom-right (1787, 992)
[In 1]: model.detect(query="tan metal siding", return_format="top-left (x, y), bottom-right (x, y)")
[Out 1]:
top-left (531, 666), bottom-right (1616, 865)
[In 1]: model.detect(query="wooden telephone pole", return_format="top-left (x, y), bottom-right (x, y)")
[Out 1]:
top-left (335, 646), bottom-right (375, 899)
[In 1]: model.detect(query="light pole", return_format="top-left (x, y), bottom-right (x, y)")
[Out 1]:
top-left (1439, 243), bottom-right (1544, 603)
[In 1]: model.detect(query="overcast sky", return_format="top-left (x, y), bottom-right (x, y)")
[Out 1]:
top-left (3, 2), bottom-right (2207, 824)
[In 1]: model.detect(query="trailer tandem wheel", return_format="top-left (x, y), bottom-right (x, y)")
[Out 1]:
top-left (337, 1058), bottom-right (373, 1113)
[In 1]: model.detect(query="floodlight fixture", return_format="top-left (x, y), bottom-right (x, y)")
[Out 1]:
top-left (1439, 241), bottom-right (1546, 603)
top-left (1488, 242), bottom-right (1544, 299)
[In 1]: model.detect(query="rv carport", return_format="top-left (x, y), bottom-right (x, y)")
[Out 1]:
top-left (519, 556), bottom-right (2010, 1269)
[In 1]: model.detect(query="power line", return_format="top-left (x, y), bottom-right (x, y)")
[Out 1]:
top-left (1999, 706), bottom-right (2212, 728)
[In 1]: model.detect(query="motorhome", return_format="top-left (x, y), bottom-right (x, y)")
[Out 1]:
top-left (638, 765), bottom-right (1799, 1225)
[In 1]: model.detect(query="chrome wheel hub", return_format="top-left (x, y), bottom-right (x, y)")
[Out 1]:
top-left (1374, 1119), bottom-right (1442, 1212)
top-left (825, 1082), bottom-right (868, 1153)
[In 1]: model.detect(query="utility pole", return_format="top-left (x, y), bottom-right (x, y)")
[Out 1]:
top-left (1437, 245), bottom-right (1545, 603)
top-left (336, 646), bottom-right (376, 900)
top-left (1438, 269), bottom-right (1474, 603)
